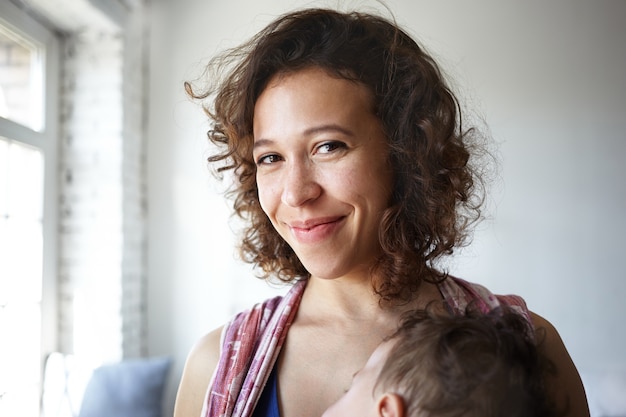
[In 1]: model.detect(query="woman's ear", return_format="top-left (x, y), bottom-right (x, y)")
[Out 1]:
top-left (377, 392), bottom-right (405, 417)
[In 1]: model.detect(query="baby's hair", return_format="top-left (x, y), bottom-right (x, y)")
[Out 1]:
top-left (377, 306), bottom-right (558, 417)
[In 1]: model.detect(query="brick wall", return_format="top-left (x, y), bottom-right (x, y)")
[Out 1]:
top-left (120, 6), bottom-right (147, 359)
top-left (51, 0), bottom-right (147, 362)
top-left (58, 28), bottom-right (125, 362)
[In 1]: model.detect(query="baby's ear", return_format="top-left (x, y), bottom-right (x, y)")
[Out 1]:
top-left (377, 393), bottom-right (405, 417)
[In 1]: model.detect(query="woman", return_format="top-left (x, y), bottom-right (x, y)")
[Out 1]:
top-left (174, 8), bottom-right (589, 417)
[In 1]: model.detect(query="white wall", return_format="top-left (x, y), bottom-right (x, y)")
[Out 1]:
top-left (147, 0), bottom-right (626, 414)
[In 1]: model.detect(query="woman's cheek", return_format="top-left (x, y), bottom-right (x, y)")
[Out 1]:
top-left (256, 177), bottom-right (277, 217)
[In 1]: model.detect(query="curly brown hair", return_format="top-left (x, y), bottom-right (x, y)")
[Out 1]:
top-left (185, 8), bottom-right (485, 302)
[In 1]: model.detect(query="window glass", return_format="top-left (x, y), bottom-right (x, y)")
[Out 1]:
top-left (0, 24), bottom-right (43, 131)
top-left (0, 137), bottom-right (44, 417)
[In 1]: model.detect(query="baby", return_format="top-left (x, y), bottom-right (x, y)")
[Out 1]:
top-left (322, 306), bottom-right (557, 417)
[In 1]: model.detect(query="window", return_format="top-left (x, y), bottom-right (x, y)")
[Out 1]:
top-left (0, 2), bottom-right (59, 416)
top-left (0, 22), bottom-right (43, 131)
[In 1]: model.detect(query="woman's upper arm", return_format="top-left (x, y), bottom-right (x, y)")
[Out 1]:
top-left (173, 325), bottom-right (224, 417)
top-left (530, 312), bottom-right (590, 417)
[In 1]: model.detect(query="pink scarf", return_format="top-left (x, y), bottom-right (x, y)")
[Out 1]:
top-left (202, 277), bottom-right (529, 417)
top-left (202, 280), bottom-right (306, 417)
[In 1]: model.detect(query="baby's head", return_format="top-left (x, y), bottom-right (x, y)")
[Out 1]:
top-left (323, 307), bottom-right (556, 417)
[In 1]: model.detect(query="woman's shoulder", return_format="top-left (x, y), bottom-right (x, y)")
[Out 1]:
top-left (174, 325), bottom-right (224, 417)
top-left (529, 311), bottom-right (590, 417)
top-left (226, 281), bottom-right (306, 335)
top-left (173, 286), bottom-right (299, 417)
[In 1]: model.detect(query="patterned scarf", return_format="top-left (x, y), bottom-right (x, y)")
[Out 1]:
top-left (202, 277), bottom-right (529, 417)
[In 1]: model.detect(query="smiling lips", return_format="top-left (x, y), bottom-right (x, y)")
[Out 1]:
top-left (288, 216), bottom-right (346, 244)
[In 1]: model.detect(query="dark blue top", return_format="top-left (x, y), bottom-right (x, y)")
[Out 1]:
top-left (252, 366), bottom-right (280, 417)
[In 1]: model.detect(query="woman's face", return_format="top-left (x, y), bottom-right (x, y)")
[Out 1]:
top-left (253, 67), bottom-right (392, 281)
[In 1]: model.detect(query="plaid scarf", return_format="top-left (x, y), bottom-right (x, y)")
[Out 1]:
top-left (202, 277), bottom-right (529, 417)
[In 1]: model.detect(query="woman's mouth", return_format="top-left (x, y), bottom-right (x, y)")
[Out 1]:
top-left (288, 216), bottom-right (345, 244)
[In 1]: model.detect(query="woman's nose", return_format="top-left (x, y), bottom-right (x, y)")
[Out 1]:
top-left (281, 161), bottom-right (321, 207)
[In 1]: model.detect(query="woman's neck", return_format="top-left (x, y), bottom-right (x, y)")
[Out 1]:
top-left (302, 273), bottom-right (443, 319)
top-left (299, 274), bottom-right (434, 327)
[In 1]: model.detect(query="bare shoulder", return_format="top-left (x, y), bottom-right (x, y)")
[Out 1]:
top-left (529, 311), bottom-right (590, 417)
top-left (173, 325), bottom-right (224, 417)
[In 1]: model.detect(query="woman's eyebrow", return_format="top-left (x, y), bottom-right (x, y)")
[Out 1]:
top-left (253, 124), bottom-right (354, 150)
top-left (303, 124), bottom-right (354, 137)
top-left (253, 138), bottom-right (274, 150)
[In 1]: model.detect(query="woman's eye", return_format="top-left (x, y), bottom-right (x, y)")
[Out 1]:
top-left (256, 154), bottom-right (282, 165)
top-left (317, 141), bottom-right (346, 154)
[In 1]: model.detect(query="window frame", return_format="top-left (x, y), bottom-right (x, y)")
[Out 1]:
top-left (0, 0), bottom-right (60, 377)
